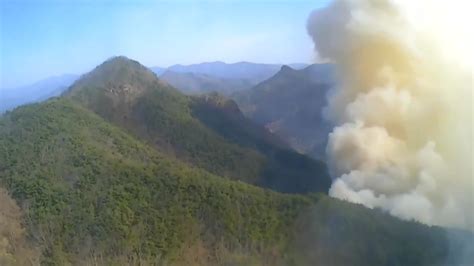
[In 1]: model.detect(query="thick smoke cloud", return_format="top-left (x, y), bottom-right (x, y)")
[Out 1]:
top-left (307, 0), bottom-right (473, 230)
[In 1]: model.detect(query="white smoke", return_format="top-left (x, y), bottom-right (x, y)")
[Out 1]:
top-left (307, 0), bottom-right (473, 230)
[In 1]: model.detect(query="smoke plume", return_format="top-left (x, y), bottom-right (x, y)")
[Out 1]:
top-left (307, 0), bottom-right (473, 230)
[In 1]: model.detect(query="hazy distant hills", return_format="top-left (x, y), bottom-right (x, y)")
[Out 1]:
top-left (233, 64), bottom-right (335, 160)
top-left (1, 61), bottom-right (309, 113)
top-left (159, 70), bottom-right (254, 95)
top-left (0, 74), bottom-right (78, 113)
top-left (149, 66), bottom-right (167, 76)
top-left (162, 61), bottom-right (308, 81)
top-left (1, 56), bottom-right (472, 265)
top-left (153, 61), bottom-right (309, 95)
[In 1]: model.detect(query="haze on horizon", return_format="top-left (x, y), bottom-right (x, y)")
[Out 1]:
top-left (0, 0), bottom-right (330, 89)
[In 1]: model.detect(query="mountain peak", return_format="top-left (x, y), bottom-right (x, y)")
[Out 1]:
top-left (96, 56), bottom-right (150, 73)
top-left (64, 57), bottom-right (164, 105)
top-left (70, 56), bottom-right (159, 87)
top-left (279, 65), bottom-right (295, 73)
top-left (105, 55), bottom-right (132, 62)
top-left (275, 65), bottom-right (299, 79)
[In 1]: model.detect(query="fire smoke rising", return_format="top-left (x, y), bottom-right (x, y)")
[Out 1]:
top-left (307, 0), bottom-right (473, 230)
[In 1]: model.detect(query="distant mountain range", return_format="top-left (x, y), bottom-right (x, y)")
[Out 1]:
top-left (233, 64), bottom-right (336, 160)
top-left (159, 70), bottom-right (254, 95)
top-left (1, 61), bottom-right (308, 112)
top-left (153, 61), bottom-right (310, 95)
top-left (0, 74), bottom-right (78, 113)
top-left (154, 61), bottom-right (308, 81)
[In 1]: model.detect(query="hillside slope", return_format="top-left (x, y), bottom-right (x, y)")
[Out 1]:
top-left (233, 64), bottom-right (335, 160)
top-left (64, 56), bottom-right (331, 194)
top-left (0, 99), bottom-right (315, 265)
top-left (1, 89), bottom-right (471, 266)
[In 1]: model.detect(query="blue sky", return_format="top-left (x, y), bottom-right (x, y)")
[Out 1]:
top-left (1, 0), bottom-right (330, 88)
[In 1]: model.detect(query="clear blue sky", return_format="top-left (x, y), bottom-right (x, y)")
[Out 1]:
top-left (0, 0), bottom-right (330, 88)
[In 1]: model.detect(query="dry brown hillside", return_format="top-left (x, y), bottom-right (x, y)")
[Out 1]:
top-left (0, 187), bottom-right (39, 266)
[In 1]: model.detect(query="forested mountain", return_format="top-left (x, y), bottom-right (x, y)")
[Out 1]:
top-left (0, 99), bottom-right (471, 265)
top-left (1, 57), bottom-right (472, 265)
top-left (64, 56), bottom-right (331, 194)
top-left (0, 99), bottom-right (316, 264)
top-left (233, 64), bottom-right (335, 160)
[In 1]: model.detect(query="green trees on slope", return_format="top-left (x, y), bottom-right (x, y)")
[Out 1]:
top-left (0, 99), bottom-right (471, 265)
top-left (0, 100), bottom-right (313, 264)
top-left (1, 57), bottom-right (471, 265)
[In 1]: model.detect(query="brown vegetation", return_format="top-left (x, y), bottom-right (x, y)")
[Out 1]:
top-left (0, 187), bottom-right (39, 265)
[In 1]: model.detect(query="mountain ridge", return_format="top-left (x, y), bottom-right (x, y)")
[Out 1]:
top-left (159, 70), bottom-right (254, 95)
top-left (64, 56), bottom-right (332, 194)
top-left (1, 60), bottom-right (312, 113)
top-left (233, 63), bottom-right (335, 160)
top-left (160, 61), bottom-right (309, 84)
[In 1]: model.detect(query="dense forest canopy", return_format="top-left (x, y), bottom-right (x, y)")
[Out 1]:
top-left (0, 57), bottom-right (472, 265)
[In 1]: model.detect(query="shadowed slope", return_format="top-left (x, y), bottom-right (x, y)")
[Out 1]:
top-left (233, 64), bottom-right (335, 160)
top-left (65, 56), bottom-right (331, 194)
